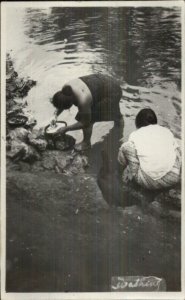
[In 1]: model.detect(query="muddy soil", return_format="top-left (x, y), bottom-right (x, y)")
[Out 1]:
top-left (6, 170), bottom-right (181, 292)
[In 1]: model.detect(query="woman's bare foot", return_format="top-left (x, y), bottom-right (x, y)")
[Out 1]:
top-left (74, 141), bottom-right (91, 151)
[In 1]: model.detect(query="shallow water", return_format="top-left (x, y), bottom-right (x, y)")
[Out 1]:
top-left (6, 6), bottom-right (181, 143)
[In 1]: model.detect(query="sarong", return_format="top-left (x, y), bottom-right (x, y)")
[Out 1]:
top-left (118, 141), bottom-right (181, 190)
top-left (76, 74), bottom-right (122, 123)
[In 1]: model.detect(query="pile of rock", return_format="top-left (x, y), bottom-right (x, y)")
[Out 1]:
top-left (6, 54), bottom-right (37, 128)
top-left (6, 54), bottom-right (44, 162)
top-left (6, 127), bottom-right (45, 162)
top-left (6, 126), bottom-right (76, 165)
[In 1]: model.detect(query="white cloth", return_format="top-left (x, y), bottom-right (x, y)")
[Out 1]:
top-left (129, 125), bottom-right (178, 180)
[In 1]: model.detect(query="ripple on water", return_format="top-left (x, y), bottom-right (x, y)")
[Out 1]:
top-left (6, 6), bottom-right (181, 143)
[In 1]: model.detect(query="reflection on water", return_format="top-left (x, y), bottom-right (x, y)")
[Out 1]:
top-left (6, 6), bottom-right (181, 141)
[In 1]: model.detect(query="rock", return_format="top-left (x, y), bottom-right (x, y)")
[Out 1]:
top-left (47, 139), bottom-right (55, 150)
top-left (28, 128), bottom-right (46, 146)
top-left (54, 134), bottom-right (76, 151)
top-left (168, 189), bottom-right (181, 209)
top-left (6, 54), bottom-right (36, 106)
top-left (8, 127), bottom-right (29, 143)
top-left (27, 128), bottom-right (47, 152)
top-left (148, 201), bottom-right (168, 218)
top-left (7, 114), bottom-right (28, 127)
top-left (7, 140), bottom-right (27, 161)
top-left (7, 105), bottom-right (24, 116)
top-left (7, 140), bottom-right (40, 163)
top-left (23, 111), bottom-right (37, 129)
top-left (64, 154), bottom-right (89, 175)
top-left (6, 140), bottom-right (11, 151)
top-left (35, 150), bottom-right (89, 174)
top-left (15, 78), bottom-right (25, 89)
top-left (41, 150), bottom-right (72, 172)
top-left (32, 127), bottom-right (45, 139)
top-left (14, 97), bottom-right (27, 107)
top-left (41, 154), bottom-right (56, 170)
top-left (154, 188), bottom-right (181, 210)
top-left (23, 145), bottom-right (41, 163)
top-left (18, 79), bottom-right (36, 97)
top-left (6, 128), bottom-right (41, 162)
top-left (122, 205), bottom-right (142, 216)
top-left (5, 53), bottom-right (38, 169)
top-left (28, 138), bottom-right (47, 152)
top-left (169, 188), bottom-right (181, 202)
top-left (8, 82), bottom-right (17, 92)
top-left (31, 139), bottom-right (47, 152)
top-left (72, 154), bottom-right (89, 169)
top-left (6, 99), bottom-right (15, 111)
top-left (55, 155), bottom-right (72, 171)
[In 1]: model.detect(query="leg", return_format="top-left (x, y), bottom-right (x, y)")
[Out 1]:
top-left (119, 141), bottom-right (140, 178)
top-left (115, 115), bottom-right (124, 128)
top-left (74, 123), bottom-right (93, 151)
top-left (118, 146), bottom-right (127, 169)
top-left (137, 148), bottom-right (181, 190)
top-left (114, 115), bottom-right (124, 145)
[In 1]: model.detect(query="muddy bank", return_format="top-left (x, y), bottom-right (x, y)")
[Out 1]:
top-left (6, 170), bottom-right (181, 292)
top-left (5, 54), bottom-right (181, 292)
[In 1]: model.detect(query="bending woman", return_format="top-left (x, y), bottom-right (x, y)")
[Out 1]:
top-left (50, 74), bottom-right (122, 151)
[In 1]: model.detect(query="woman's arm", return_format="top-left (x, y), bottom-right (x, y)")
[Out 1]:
top-left (55, 108), bottom-right (63, 117)
top-left (50, 109), bottom-right (63, 126)
top-left (66, 120), bottom-right (90, 132)
top-left (58, 102), bottom-right (91, 134)
top-left (58, 120), bottom-right (91, 135)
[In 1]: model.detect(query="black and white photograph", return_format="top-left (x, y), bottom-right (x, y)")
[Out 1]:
top-left (1, 1), bottom-right (184, 299)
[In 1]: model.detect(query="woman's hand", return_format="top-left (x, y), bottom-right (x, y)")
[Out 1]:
top-left (50, 109), bottom-right (61, 127)
top-left (50, 113), bottom-right (58, 127)
top-left (50, 118), bottom-right (57, 127)
top-left (54, 126), bottom-right (67, 137)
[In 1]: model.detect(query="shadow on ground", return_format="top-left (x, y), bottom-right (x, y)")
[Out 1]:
top-left (6, 132), bottom-right (181, 292)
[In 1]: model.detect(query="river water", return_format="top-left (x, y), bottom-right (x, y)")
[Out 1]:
top-left (6, 6), bottom-right (181, 143)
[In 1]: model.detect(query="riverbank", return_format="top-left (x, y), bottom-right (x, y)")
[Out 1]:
top-left (5, 54), bottom-right (181, 292)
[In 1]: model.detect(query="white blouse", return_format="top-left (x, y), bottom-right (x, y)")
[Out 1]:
top-left (129, 124), bottom-right (178, 180)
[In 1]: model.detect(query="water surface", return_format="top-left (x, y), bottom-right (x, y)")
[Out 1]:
top-left (6, 6), bottom-right (181, 142)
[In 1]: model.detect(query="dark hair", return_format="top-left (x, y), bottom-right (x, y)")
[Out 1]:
top-left (135, 108), bottom-right (157, 129)
top-left (51, 88), bottom-right (73, 110)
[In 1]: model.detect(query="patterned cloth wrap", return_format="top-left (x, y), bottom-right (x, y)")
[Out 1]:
top-left (118, 141), bottom-right (181, 190)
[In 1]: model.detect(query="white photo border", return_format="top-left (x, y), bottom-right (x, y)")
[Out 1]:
top-left (1, 1), bottom-right (185, 299)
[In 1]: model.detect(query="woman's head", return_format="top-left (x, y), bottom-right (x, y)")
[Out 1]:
top-left (51, 86), bottom-right (73, 111)
top-left (135, 108), bottom-right (157, 129)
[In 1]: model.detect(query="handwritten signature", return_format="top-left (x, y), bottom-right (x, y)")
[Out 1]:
top-left (112, 276), bottom-right (162, 290)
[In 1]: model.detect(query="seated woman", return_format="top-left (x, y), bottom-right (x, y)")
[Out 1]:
top-left (118, 108), bottom-right (181, 190)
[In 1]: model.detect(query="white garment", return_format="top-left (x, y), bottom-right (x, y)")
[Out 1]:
top-left (129, 125), bottom-right (178, 180)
